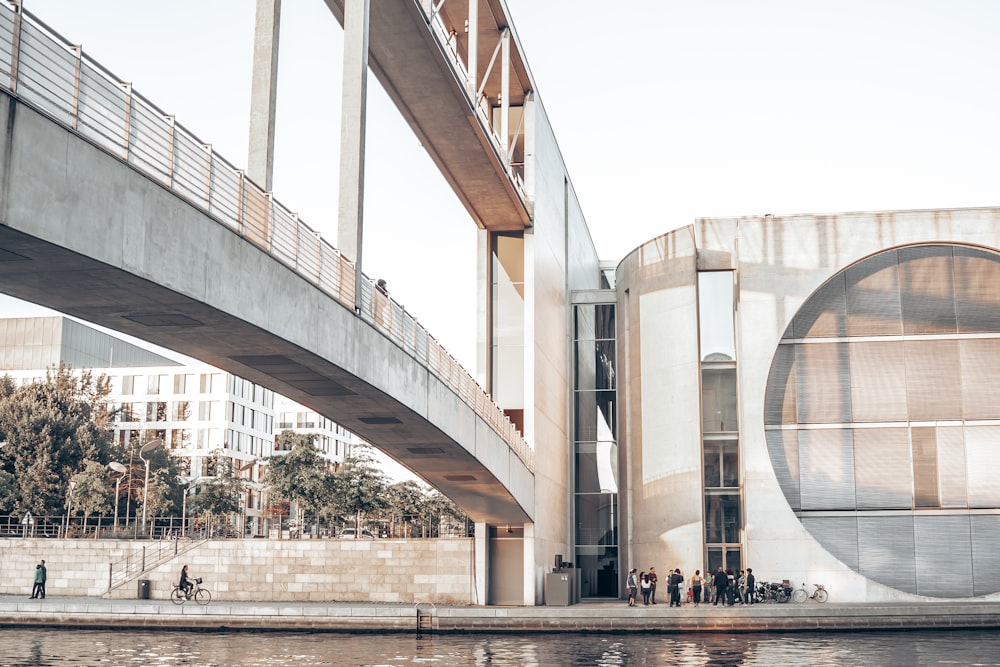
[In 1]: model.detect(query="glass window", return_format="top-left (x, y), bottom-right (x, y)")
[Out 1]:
top-left (698, 271), bottom-right (736, 361)
top-left (172, 401), bottom-right (190, 421)
top-left (705, 492), bottom-right (741, 543)
top-left (576, 442), bottom-right (619, 494)
top-left (491, 233), bottom-right (525, 407)
top-left (146, 402), bottom-right (167, 422)
top-left (575, 493), bottom-right (617, 546)
top-left (704, 439), bottom-right (739, 488)
top-left (702, 368), bottom-right (738, 432)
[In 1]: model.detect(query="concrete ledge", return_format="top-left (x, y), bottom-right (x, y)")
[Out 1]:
top-left (2, 597), bottom-right (999, 633)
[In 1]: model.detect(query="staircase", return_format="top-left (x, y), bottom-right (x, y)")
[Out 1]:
top-left (105, 538), bottom-right (207, 594)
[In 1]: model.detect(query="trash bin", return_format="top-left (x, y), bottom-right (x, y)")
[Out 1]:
top-left (137, 579), bottom-right (151, 600)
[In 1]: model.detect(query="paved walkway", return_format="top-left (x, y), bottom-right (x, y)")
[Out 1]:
top-left (2, 596), bottom-right (999, 633)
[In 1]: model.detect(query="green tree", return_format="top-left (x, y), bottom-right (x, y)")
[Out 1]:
top-left (384, 480), bottom-right (427, 537)
top-left (265, 431), bottom-right (334, 535)
top-left (425, 490), bottom-right (467, 537)
top-left (331, 445), bottom-right (389, 535)
top-left (0, 365), bottom-right (115, 515)
top-left (187, 450), bottom-right (246, 519)
top-left (69, 459), bottom-right (113, 523)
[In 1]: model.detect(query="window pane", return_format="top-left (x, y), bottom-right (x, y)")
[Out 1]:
top-left (705, 493), bottom-right (741, 543)
top-left (576, 442), bottom-right (618, 494)
top-left (698, 271), bottom-right (735, 361)
top-left (702, 368), bottom-right (737, 432)
top-left (575, 493), bottom-right (617, 546)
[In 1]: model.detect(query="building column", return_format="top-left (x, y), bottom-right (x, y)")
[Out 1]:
top-left (337, 0), bottom-right (370, 312)
top-left (247, 0), bottom-right (281, 191)
top-left (474, 521), bottom-right (488, 604)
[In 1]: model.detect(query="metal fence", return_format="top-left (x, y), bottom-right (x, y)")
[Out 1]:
top-left (0, 1), bottom-right (533, 472)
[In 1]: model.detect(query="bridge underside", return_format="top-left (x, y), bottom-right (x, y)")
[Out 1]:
top-left (323, 0), bottom-right (532, 231)
top-left (0, 93), bottom-right (532, 526)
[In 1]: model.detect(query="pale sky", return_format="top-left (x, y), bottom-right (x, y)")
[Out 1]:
top-left (12, 0), bottom-right (1000, 378)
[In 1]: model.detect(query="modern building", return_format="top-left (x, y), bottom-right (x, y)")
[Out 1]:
top-left (596, 207), bottom-right (1000, 602)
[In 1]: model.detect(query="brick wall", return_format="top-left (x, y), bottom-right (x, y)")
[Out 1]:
top-left (0, 537), bottom-right (474, 603)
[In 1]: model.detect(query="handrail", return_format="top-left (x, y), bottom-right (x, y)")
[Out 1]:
top-left (0, 2), bottom-right (533, 473)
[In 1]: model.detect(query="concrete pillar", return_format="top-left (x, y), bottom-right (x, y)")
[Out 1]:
top-left (474, 521), bottom-right (488, 604)
top-left (247, 0), bottom-right (281, 191)
top-left (337, 0), bottom-right (370, 312)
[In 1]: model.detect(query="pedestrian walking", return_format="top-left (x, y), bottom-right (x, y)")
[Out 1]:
top-left (648, 567), bottom-right (658, 604)
top-left (30, 560), bottom-right (46, 599)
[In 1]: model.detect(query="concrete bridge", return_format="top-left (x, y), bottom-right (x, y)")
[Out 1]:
top-left (0, 4), bottom-right (532, 526)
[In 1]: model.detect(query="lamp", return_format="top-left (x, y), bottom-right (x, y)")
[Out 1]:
top-left (108, 462), bottom-right (127, 530)
top-left (139, 438), bottom-right (164, 529)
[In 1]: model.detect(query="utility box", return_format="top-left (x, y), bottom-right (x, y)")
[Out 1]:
top-left (545, 571), bottom-right (573, 606)
top-left (137, 579), bottom-right (151, 600)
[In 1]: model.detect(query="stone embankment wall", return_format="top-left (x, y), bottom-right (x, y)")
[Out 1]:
top-left (0, 537), bottom-right (474, 603)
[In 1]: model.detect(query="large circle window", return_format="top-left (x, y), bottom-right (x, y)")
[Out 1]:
top-left (764, 244), bottom-right (1000, 598)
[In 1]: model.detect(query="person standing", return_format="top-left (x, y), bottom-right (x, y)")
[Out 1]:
top-left (38, 560), bottom-right (46, 598)
top-left (640, 573), bottom-right (652, 606)
top-left (626, 568), bottom-right (638, 607)
top-left (713, 566), bottom-right (727, 606)
top-left (745, 568), bottom-right (756, 605)
top-left (669, 568), bottom-right (684, 607)
top-left (691, 569), bottom-right (704, 606)
top-left (648, 567), bottom-right (658, 604)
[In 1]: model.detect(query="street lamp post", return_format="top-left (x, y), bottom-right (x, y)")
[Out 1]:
top-left (64, 479), bottom-right (77, 537)
top-left (180, 476), bottom-right (199, 538)
top-left (108, 462), bottom-right (127, 531)
top-left (139, 438), bottom-right (164, 532)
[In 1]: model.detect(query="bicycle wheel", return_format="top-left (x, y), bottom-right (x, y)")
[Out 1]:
top-left (194, 588), bottom-right (212, 605)
top-left (791, 588), bottom-right (808, 603)
top-left (815, 588), bottom-right (829, 603)
top-left (170, 588), bottom-right (186, 605)
top-left (777, 589), bottom-right (791, 603)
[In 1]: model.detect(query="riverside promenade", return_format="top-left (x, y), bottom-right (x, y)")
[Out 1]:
top-left (1, 596), bottom-right (998, 634)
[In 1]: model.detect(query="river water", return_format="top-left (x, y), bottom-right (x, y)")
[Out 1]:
top-left (1, 628), bottom-right (997, 667)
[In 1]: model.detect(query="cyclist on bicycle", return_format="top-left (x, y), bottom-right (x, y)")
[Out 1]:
top-left (179, 564), bottom-right (194, 598)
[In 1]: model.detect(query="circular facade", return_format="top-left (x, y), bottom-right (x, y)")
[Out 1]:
top-left (764, 244), bottom-right (1000, 598)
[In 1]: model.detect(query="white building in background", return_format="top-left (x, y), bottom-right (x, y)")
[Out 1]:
top-left (273, 394), bottom-right (356, 466)
top-left (0, 316), bottom-right (355, 526)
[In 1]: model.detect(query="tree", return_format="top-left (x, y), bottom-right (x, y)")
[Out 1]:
top-left (0, 365), bottom-right (115, 515)
top-left (187, 450), bottom-right (246, 520)
top-left (69, 459), bottom-right (112, 523)
top-left (330, 445), bottom-right (389, 535)
top-left (384, 480), bottom-right (428, 537)
top-left (265, 431), bottom-right (334, 535)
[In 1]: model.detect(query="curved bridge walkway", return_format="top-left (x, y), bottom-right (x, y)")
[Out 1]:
top-left (0, 4), bottom-right (532, 525)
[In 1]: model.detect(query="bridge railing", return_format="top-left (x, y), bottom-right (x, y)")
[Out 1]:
top-left (0, 2), bottom-right (533, 472)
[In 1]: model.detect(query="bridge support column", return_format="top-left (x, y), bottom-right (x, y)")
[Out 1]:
top-left (338, 0), bottom-right (370, 312)
top-left (474, 521), bottom-right (488, 605)
top-left (247, 0), bottom-right (281, 191)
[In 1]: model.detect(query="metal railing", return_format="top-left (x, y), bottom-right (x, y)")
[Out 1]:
top-left (0, 2), bottom-right (533, 472)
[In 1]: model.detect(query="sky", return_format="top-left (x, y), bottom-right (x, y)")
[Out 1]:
top-left (11, 0), bottom-right (1000, 376)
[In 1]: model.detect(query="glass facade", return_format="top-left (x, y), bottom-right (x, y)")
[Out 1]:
top-left (699, 271), bottom-right (741, 571)
top-left (573, 302), bottom-right (618, 597)
top-left (490, 233), bottom-right (525, 427)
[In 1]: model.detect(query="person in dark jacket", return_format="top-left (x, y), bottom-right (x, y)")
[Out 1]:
top-left (669, 569), bottom-right (684, 607)
top-left (713, 566), bottom-right (727, 606)
top-left (745, 568), bottom-right (756, 605)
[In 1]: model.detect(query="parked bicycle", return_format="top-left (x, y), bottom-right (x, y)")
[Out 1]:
top-left (170, 577), bottom-right (212, 605)
top-left (754, 581), bottom-right (792, 603)
top-left (792, 582), bottom-right (828, 603)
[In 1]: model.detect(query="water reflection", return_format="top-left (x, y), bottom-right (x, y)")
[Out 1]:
top-left (1, 628), bottom-right (999, 666)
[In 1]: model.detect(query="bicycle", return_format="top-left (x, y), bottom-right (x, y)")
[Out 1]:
top-left (170, 577), bottom-right (212, 605)
top-left (791, 582), bottom-right (828, 603)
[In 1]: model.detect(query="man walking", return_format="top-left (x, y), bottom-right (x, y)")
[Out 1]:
top-left (648, 567), bottom-right (658, 604)
top-left (30, 560), bottom-right (46, 599)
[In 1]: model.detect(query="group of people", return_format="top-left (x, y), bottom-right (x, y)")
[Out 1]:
top-left (625, 566), bottom-right (686, 607)
top-left (625, 566), bottom-right (756, 607)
